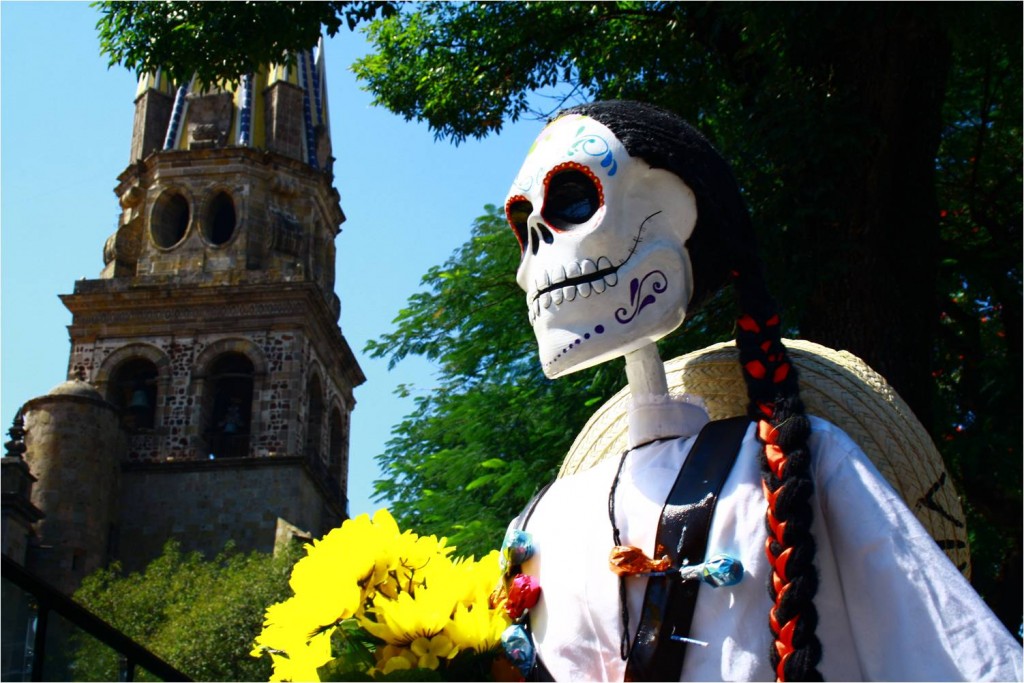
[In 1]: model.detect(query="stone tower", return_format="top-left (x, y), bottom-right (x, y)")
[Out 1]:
top-left (16, 41), bottom-right (365, 593)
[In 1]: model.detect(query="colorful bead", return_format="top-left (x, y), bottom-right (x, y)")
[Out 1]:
top-left (500, 528), bottom-right (534, 571)
top-left (674, 553), bottom-right (744, 587)
top-left (505, 573), bottom-right (541, 621)
top-left (700, 554), bottom-right (744, 587)
top-left (501, 624), bottom-right (536, 678)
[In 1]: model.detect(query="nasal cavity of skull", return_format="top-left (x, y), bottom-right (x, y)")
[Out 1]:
top-left (506, 197), bottom-right (555, 256)
top-left (542, 166), bottom-right (601, 232)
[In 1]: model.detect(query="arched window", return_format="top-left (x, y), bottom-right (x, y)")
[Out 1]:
top-left (328, 407), bottom-right (344, 481)
top-left (108, 358), bottom-right (158, 431)
top-left (305, 374), bottom-right (324, 461)
top-left (202, 353), bottom-right (254, 459)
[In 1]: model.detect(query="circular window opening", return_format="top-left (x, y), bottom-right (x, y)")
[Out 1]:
top-left (151, 192), bottom-right (190, 248)
top-left (204, 192), bottom-right (237, 246)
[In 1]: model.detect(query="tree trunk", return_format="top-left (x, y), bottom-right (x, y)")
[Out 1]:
top-left (799, 7), bottom-right (950, 428)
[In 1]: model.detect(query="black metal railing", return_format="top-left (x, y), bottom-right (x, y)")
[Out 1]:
top-left (1, 555), bottom-right (190, 681)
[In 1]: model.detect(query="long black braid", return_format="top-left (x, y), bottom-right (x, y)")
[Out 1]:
top-left (559, 101), bottom-right (823, 681)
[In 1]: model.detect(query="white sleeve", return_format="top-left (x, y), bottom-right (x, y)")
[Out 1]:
top-left (813, 422), bottom-right (1023, 681)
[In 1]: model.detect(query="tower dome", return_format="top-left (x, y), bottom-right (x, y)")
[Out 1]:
top-left (44, 379), bottom-right (106, 402)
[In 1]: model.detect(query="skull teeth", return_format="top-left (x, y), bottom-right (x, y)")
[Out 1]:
top-left (529, 257), bottom-right (620, 316)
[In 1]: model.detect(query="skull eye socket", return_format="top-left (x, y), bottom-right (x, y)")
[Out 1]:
top-left (542, 167), bottom-right (601, 231)
top-left (505, 197), bottom-right (533, 252)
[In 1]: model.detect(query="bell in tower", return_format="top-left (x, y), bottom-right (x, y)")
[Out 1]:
top-left (19, 38), bottom-right (365, 588)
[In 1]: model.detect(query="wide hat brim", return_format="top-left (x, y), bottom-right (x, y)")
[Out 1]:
top-left (559, 339), bottom-right (971, 578)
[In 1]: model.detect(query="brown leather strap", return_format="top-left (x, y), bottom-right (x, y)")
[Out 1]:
top-left (625, 416), bottom-right (751, 681)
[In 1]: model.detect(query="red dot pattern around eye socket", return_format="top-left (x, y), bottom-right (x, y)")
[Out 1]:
top-left (542, 161), bottom-right (605, 232)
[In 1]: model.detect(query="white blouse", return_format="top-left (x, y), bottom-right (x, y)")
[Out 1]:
top-left (518, 397), bottom-right (1022, 681)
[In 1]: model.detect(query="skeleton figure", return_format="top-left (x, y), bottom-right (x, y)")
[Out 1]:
top-left (502, 101), bottom-right (1021, 682)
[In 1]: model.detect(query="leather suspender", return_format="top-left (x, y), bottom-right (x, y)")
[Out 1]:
top-left (625, 416), bottom-right (751, 681)
top-left (519, 416), bottom-right (750, 682)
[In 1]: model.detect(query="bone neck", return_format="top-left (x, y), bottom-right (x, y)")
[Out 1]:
top-left (624, 343), bottom-right (697, 448)
top-left (624, 343), bottom-right (669, 397)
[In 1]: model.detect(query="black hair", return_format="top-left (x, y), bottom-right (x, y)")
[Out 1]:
top-left (560, 101), bottom-right (823, 681)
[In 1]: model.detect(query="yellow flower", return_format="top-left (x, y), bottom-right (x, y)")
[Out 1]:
top-left (381, 655), bottom-right (412, 675)
top-left (252, 508), bottom-right (511, 681)
top-left (450, 550), bottom-right (504, 608)
top-left (253, 597), bottom-right (336, 656)
top-left (373, 644), bottom-right (418, 676)
top-left (445, 601), bottom-right (509, 654)
top-left (363, 584), bottom-right (457, 645)
top-left (287, 537), bottom-right (369, 630)
top-left (262, 629), bottom-right (332, 682)
top-left (410, 634), bottom-right (455, 670)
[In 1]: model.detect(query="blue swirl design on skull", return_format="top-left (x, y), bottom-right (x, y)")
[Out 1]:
top-left (615, 270), bottom-right (668, 324)
top-left (567, 125), bottom-right (618, 176)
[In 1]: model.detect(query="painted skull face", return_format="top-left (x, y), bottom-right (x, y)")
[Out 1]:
top-left (506, 114), bottom-right (698, 378)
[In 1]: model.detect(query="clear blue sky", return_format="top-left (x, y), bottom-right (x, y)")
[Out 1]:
top-left (0, 2), bottom-right (547, 518)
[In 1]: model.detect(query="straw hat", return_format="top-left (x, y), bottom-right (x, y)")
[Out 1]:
top-left (559, 339), bottom-right (971, 578)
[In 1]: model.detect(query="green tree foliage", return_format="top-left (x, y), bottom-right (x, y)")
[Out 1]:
top-left (72, 540), bottom-right (301, 681)
top-left (94, 1), bottom-right (395, 85)
top-left (353, 2), bottom-right (965, 417)
top-left (930, 17), bottom-right (1022, 629)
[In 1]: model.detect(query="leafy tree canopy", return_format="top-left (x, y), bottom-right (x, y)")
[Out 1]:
top-left (94, 1), bottom-right (396, 86)
top-left (72, 540), bottom-right (301, 682)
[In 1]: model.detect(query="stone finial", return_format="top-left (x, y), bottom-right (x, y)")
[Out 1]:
top-left (5, 411), bottom-right (27, 460)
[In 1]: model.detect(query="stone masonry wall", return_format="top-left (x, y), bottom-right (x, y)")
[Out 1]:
top-left (117, 458), bottom-right (327, 571)
top-left (69, 329), bottom-right (347, 466)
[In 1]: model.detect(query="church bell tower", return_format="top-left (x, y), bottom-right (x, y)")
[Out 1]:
top-left (21, 41), bottom-right (365, 589)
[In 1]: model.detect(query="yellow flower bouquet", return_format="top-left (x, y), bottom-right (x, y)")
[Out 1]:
top-left (251, 509), bottom-right (516, 681)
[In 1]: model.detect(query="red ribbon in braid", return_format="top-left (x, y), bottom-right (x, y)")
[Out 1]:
top-left (759, 420), bottom-right (805, 681)
top-left (739, 312), bottom-right (818, 681)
